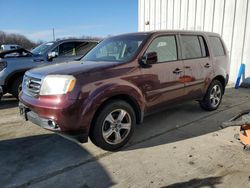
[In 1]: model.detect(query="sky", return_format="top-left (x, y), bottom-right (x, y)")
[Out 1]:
top-left (0, 0), bottom-right (138, 42)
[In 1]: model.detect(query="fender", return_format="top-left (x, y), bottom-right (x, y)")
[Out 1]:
top-left (78, 80), bottom-right (146, 134)
top-left (5, 69), bottom-right (28, 85)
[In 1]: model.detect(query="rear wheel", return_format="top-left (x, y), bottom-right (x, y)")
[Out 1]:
top-left (11, 76), bottom-right (23, 99)
top-left (90, 100), bottom-right (135, 151)
top-left (200, 80), bottom-right (223, 111)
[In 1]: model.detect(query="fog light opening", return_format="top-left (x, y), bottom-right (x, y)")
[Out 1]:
top-left (48, 120), bottom-right (58, 129)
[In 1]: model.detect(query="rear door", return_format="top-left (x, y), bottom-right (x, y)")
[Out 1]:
top-left (140, 35), bottom-right (185, 111)
top-left (179, 34), bottom-right (213, 100)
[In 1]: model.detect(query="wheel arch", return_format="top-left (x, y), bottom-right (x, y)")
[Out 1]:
top-left (88, 93), bottom-right (144, 137)
top-left (5, 70), bottom-right (26, 92)
top-left (92, 93), bottom-right (143, 124)
top-left (212, 75), bottom-right (226, 94)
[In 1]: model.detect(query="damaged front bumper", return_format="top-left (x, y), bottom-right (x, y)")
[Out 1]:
top-left (19, 102), bottom-right (88, 143)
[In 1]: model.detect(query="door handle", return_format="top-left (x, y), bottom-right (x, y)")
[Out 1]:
top-left (204, 63), bottom-right (211, 68)
top-left (173, 68), bottom-right (183, 74)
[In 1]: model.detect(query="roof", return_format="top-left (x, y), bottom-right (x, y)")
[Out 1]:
top-left (53, 38), bottom-right (100, 43)
top-left (113, 30), bottom-right (221, 38)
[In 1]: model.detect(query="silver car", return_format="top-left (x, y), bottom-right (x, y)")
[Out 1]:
top-left (0, 39), bottom-right (98, 100)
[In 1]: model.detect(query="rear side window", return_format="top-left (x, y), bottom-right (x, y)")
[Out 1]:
top-left (198, 36), bottom-right (208, 57)
top-left (146, 36), bottom-right (178, 63)
top-left (181, 35), bottom-right (208, 59)
top-left (209, 36), bottom-right (225, 57)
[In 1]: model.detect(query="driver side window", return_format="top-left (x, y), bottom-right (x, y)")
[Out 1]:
top-left (146, 36), bottom-right (178, 63)
top-left (51, 46), bottom-right (59, 54)
top-left (58, 42), bottom-right (76, 56)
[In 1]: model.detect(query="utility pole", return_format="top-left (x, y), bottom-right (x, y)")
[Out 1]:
top-left (52, 28), bottom-right (55, 41)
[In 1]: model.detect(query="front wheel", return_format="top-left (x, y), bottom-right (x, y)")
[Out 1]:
top-left (200, 80), bottom-right (223, 111)
top-left (11, 76), bottom-right (23, 99)
top-left (89, 100), bottom-right (135, 151)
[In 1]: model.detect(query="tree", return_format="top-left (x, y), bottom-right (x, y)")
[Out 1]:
top-left (0, 31), bottom-right (38, 50)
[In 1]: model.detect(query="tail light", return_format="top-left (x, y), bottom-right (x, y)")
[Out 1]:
top-left (0, 61), bottom-right (7, 71)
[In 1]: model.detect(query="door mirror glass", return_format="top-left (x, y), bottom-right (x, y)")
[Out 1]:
top-left (47, 51), bottom-right (58, 61)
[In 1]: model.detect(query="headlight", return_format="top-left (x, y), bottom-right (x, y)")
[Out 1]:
top-left (0, 61), bottom-right (7, 71)
top-left (40, 75), bottom-right (76, 95)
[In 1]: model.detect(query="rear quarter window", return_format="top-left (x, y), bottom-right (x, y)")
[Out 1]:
top-left (209, 36), bottom-right (225, 57)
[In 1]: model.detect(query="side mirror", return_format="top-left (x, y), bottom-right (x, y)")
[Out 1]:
top-left (47, 51), bottom-right (58, 61)
top-left (140, 52), bottom-right (158, 67)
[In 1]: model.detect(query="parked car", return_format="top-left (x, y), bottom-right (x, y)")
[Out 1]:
top-left (0, 39), bottom-right (98, 100)
top-left (19, 31), bottom-right (229, 150)
top-left (0, 44), bottom-right (21, 52)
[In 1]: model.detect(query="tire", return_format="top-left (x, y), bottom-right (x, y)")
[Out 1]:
top-left (11, 76), bottom-right (23, 99)
top-left (200, 80), bottom-right (223, 111)
top-left (89, 100), bottom-right (136, 151)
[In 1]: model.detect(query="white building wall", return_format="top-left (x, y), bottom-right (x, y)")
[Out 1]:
top-left (138, 0), bottom-right (250, 82)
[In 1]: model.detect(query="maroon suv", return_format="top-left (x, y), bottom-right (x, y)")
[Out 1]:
top-left (19, 31), bottom-right (229, 150)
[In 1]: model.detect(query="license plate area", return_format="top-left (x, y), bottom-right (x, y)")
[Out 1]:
top-left (19, 104), bottom-right (29, 121)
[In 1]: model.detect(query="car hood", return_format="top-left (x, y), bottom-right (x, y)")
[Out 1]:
top-left (0, 48), bottom-right (33, 58)
top-left (26, 60), bottom-right (120, 78)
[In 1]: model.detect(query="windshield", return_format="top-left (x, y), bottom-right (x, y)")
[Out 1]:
top-left (83, 35), bottom-right (148, 62)
top-left (31, 42), bottom-right (54, 55)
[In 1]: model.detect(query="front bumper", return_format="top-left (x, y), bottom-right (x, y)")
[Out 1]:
top-left (19, 101), bottom-right (88, 143)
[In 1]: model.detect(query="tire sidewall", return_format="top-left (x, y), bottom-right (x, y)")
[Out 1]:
top-left (91, 100), bottom-right (136, 151)
top-left (204, 80), bottom-right (223, 110)
top-left (11, 76), bottom-right (23, 99)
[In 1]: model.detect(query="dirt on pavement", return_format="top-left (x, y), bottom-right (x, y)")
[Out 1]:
top-left (0, 87), bottom-right (250, 188)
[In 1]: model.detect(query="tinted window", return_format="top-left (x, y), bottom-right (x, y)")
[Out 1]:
top-left (198, 36), bottom-right (208, 57)
top-left (181, 35), bottom-right (203, 59)
top-left (146, 36), bottom-right (177, 62)
top-left (75, 42), bottom-right (97, 56)
top-left (209, 36), bottom-right (225, 57)
top-left (59, 42), bottom-right (75, 56)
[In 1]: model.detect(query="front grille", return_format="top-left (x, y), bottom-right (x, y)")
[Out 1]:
top-left (22, 75), bottom-right (42, 96)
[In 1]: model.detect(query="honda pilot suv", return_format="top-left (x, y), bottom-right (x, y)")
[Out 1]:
top-left (19, 31), bottom-right (229, 151)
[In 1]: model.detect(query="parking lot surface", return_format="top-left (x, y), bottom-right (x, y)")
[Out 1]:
top-left (1, 87), bottom-right (250, 188)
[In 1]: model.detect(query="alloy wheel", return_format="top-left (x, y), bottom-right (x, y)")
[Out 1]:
top-left (210, 85), bottom-right (221, 108)
top-left (102, 109), bottom-right (132, 145)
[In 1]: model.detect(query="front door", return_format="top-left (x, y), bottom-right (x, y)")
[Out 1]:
top-left (139, 35), bottom-right (185, 112)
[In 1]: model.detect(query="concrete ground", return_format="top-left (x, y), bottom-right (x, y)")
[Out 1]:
top-left (0, 87), bottom-right (250, 188)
